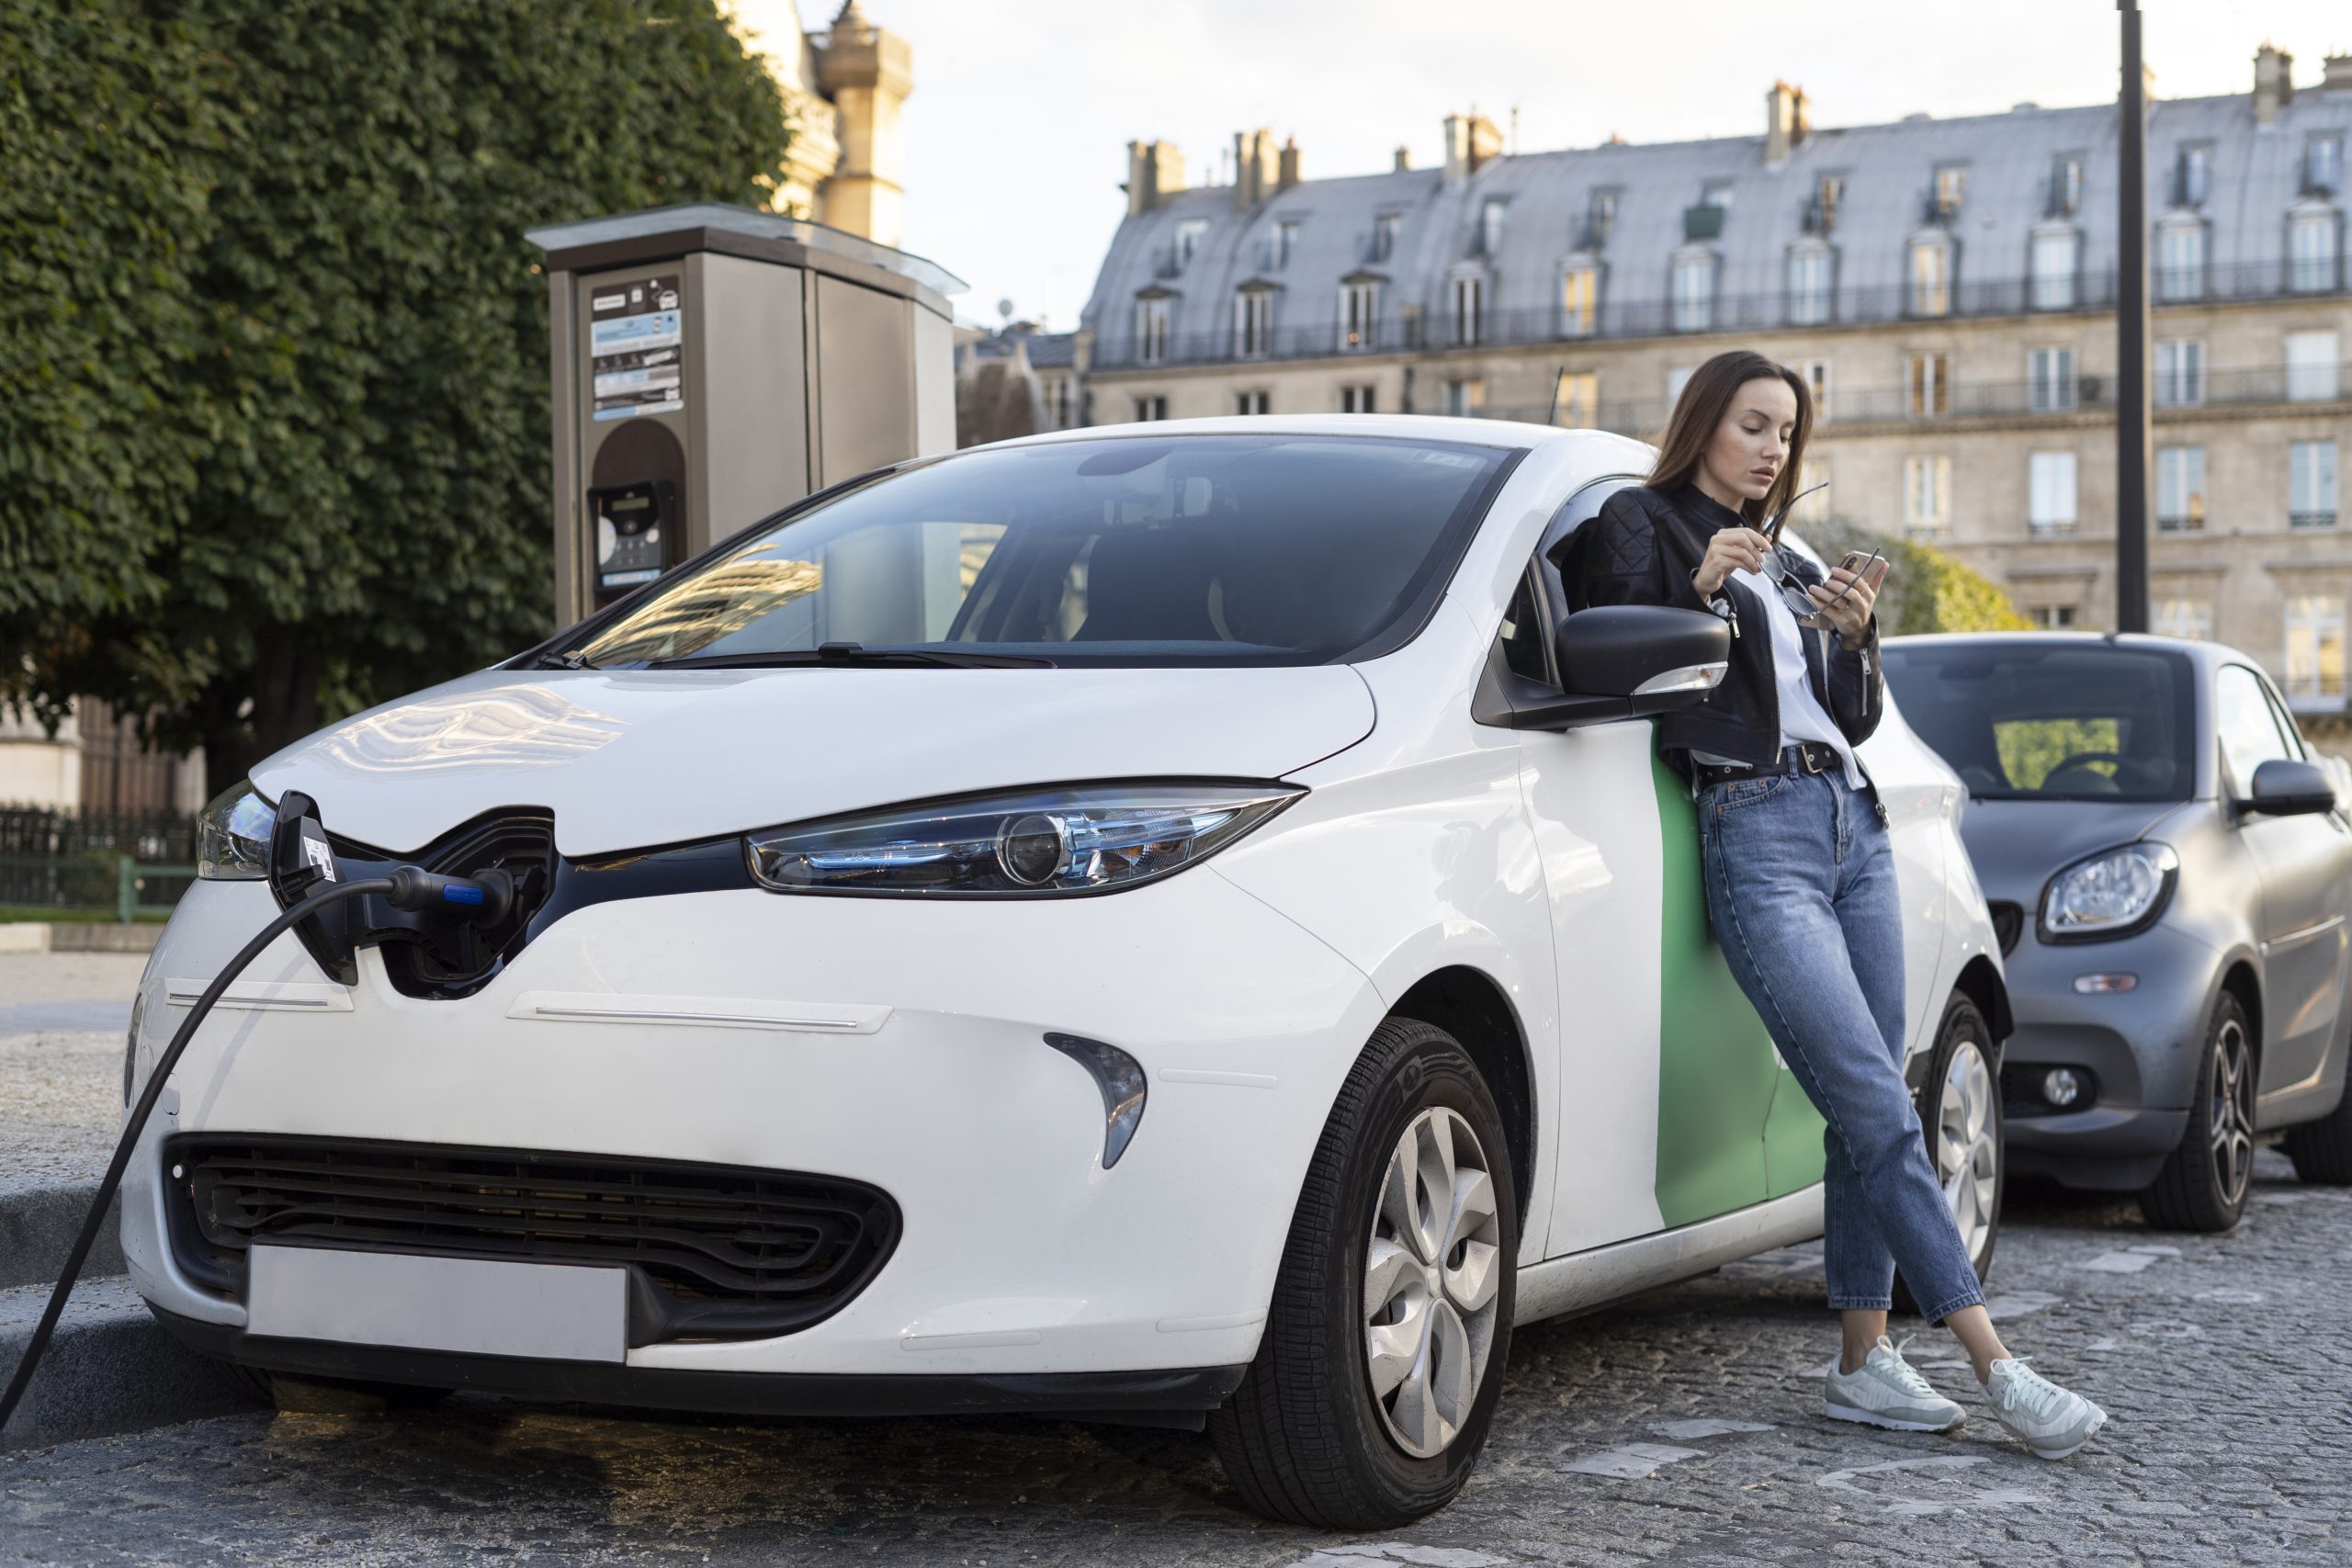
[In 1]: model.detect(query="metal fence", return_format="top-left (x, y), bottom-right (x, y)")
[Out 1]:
top-left (0, 807), bottom-right (200, 922)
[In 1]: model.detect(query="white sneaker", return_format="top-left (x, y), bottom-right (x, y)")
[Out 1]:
top-left (1982, 1357), bottom-right (2108, 1459)
top-left (1823, 1333), bottom-right (1966, 1433)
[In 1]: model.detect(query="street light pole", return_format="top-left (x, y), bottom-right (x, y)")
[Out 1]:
top-left (2116, 0), bottom-right (2151, 633)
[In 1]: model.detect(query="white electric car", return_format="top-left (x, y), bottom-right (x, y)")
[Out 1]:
top-left (126, 418), bottom-right (2009, 1529)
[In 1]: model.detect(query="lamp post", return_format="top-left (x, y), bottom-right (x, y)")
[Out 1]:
top-left (2116, 0), bottom-right (2151, 633)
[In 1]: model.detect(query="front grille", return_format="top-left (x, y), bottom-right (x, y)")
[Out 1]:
top-left (1989, 901), bottom-right (2024, 956)
top-left (165, 1136), bottom-right (899, 1344)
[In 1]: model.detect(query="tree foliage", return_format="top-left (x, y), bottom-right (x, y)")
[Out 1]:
top-left (1, 0), bottom-right (790, 795)
top-left (1793, 517), bottom-right (2032, 637)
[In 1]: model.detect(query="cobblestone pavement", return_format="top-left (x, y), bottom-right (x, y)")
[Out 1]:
top-left (6, 1145), bottom-right (2347, 1566)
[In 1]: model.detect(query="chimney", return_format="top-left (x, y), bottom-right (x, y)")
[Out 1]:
top-left (1125, 140), bottom-right (1184, 217)
top-left (2324, 52), bottom-right (2352, 91)
top-left (1765, 81), bottom-right (1810, 164)
top-left (1232, 127), bottom-right (1275, 210)
top-left (2256, 42), bottom-right (2295, 125)
top-left (1394, 145), bottom-right (1411, 172)
top-left (1277, 137), bottom-right (1302, 192)
top-left (1442, 112), bottom-right (1504, 180)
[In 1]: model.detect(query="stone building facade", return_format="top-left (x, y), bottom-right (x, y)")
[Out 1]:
top-left (728, 0), bottom-right (913, 248)
top-left (1060, 47), bottom-right (2352, 729)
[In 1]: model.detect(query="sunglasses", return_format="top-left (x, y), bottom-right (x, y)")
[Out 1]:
top-left (1750, 484), bottom-right (1881, 628)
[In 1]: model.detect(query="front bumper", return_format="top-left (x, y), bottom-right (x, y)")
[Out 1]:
top-left (122, 869), bottom-right (1385, 1387)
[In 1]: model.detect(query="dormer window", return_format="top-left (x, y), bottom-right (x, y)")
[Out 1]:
top-left (1809, 173), bottom-right (1845, 233)
top-left (1175, 219), bottom-right (1207, 266)
top-left (2177, 143), bottom-right (2212, 206)
top-left (1373, 212), bottom-right (1401, 262)
top-left (2312, 135), bottom-right (2346, 196)
top-left (1273, 220), bottom-right (1300, 270)
top-left (2052, 153), bottom-right (2085, 216)
top-left (1587, 187), bottom-right (1619, 244)
top-left (1702, 177), bottom-right (1735, 213)
top-left (1932, 164), bottom-right (1966, 219)
top-left (1479, 198), bottom-right (1509, 257)
top-left (1908, 232), bottom-right (1953, 318)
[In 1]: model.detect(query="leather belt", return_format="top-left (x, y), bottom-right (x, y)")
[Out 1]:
top-left (1692, 741), bottom-right (1845, 787)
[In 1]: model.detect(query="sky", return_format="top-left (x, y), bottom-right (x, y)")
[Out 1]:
top-left (734, 0), bottom-right (2352, 331)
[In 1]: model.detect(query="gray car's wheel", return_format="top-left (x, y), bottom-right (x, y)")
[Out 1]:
top-left (1894, 992), bottom-right (2001, 1314)
top-left (2140, 990), bottom-right (2256, 1232)
top-left (1208, 1018), bottom-right (1517, 1529)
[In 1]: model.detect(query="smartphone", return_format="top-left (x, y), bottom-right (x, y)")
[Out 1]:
top-left (1796, 550), bottom-right (1890, 627)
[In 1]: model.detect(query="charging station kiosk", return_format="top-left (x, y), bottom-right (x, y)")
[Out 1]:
top-left (528, 204), bottom-right (964, 624)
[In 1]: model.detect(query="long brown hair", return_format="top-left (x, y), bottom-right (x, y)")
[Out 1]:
top-left (1646, 350), bottom-right (1813, 527)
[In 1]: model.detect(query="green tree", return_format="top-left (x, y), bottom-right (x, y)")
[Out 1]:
top-left (1, 0), bottom-right (790, 797)
top-left (1793, 517), bottom-right (2032, 637)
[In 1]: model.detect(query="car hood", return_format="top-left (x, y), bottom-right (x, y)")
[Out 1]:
top-left (252, 664), bottom-right (1377, 857)
top-left (1958, 797), bottom-right (2199, 904)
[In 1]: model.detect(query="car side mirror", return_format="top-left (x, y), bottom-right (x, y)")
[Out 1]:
top-left (2244, 758), bottom-right (2337, 818)
top-left (1473, 604), bottom-right (1731, 731)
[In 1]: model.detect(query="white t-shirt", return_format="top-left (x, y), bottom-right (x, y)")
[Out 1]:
top-left (1694, 565), bottom-right (1865, 789)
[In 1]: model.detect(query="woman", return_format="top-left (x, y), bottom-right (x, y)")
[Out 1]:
top-left (1561, 349), bottom-right (2106, 1460)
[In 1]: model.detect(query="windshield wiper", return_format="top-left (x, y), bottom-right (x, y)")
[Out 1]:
top-left (648, 642), bottom-right (1053, 671)
top-left (534, 650), bottom-right (596, 670)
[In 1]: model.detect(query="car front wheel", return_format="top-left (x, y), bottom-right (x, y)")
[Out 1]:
top-left (1208, 1018), bottom-right (1517, 1529)
top-left (1895, 991), bottom-right (2001, 1314)
top-left (2140, 990), bottom-right (2256, 1232)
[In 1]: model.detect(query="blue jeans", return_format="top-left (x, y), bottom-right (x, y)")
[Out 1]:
top-left (1697, 765), bottom-right (1985, 1325)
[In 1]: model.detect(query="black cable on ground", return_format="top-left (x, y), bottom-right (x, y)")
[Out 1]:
top-left (0, 876), bottom-right (396, 1434)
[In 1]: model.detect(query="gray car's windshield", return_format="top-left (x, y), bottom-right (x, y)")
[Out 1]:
top-left (1883, 642), bottom-right (2196, 801)
top-left (572, 434), bottom-right (1516, 669)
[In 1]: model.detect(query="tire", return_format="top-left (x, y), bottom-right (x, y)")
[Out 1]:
top-left (1894, 992), bottom-right (2002, 1315)
top-left (2282, 1073), bottom-right (2352, 1184)
top-left (1208, 1018), bottom-right (1518, 1530)
top-left (2139, 990), bottom-right (2256, 1231)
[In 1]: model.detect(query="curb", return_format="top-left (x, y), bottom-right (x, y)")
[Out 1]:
top-left (0, 1277), bottom-right (265, 1451)
top-left (0, 1185), bottom-right (124, 1292)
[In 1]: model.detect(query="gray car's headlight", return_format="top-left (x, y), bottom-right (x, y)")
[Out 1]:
top-left (745, 782), bottom-right (1304, 897)
top-left (2041, 842), bottom-right (2178, 942)
top-left (196, 783), bottom-right (276, 881)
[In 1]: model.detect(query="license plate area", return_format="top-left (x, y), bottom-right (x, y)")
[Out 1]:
top-left (245, 1246), bottom-right (628, 1363)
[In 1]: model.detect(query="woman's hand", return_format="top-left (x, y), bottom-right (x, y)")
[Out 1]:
top-left (1808, 568), bottom-right (1878, 651)
top-left (1692, 526), bottom-right (1772, 597)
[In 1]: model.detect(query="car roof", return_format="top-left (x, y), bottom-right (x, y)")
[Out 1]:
top-left (971, 413), bottom-right (1657, 465)
top-left (1885, 629), bottom-right (2264, 674)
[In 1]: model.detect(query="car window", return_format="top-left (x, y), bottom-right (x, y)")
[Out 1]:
top-left (1536, 473), bottom-right (1644, 613)
top-left (2257, 677), bottom-right (2309, 763)
top-left (573, 434), bottom-right (1519, 669)
top-left (2215, 663), bottom-right (2296, 793)
top-left (1496, 570), bottom-right (1550, 682)
top-left (1882, 642), bottom-right (2195, 800)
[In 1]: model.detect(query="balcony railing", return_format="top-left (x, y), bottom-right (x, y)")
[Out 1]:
top-left (1093, 258), bottom-right (2347, 372)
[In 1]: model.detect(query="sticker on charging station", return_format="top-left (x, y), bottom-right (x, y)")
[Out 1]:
top-left (589, 274), bottom-right (683, 422)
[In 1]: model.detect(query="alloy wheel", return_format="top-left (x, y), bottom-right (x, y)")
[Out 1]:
top-left (1363, 1106), bottom-right (1502, 1460)
top-left (1936, 1036), bottom-right (1999, 1263)
top-left (2208, 1018), bottom-right (2256, 1207)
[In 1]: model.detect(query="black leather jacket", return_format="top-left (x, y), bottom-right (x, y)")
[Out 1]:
top-left (1552, 481), bottom-right (1884, 777)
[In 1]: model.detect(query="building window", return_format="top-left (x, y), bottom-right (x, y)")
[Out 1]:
top-left (1451, 275), bottom-right (1484, 346)
top-left (1373, 213), bottom-right (1401, 262)
top-left (1237, 390), bottom-right (1270, 416)
top-left (1479, 198), bottom-right (1509, 257)
top-left (2311, 135), bottom-right (2346, 196)
top-left (2029, 451), bottom-right (2078, 535)
top-left (1561, 264), bottom-right (1597, 337)
top-left (1236, 289), bottom-right (1272, 356)
top-left (1905, 455), bottom-right (1951, 538)
top-left (2053, 153), bottom-right (2085, 215)
top-left (1133, 395), bottom-right (1168, 422)
top-left (1797, 458), bottom-right (1832, 522)
top-left (1174, 219), bottom-right (1207, 266)
top-left (1553, 371), bottom-right (1598, 428)
top-left (2156, 446), bottom-right (2207, 532)
top-left (1340, 384), bottom-right (1376, 413)
top-left (1933, 164), bottom-right (1966, 217)
top-left (1588, 187), bottom-right (1619, 242)
top-left (1341, 281), bottom-right (1378, 352)
top-left (1702, 177), bottom-right (1735, 214)
top-left (1909, 237), bottom-right (1952, 317)
top-left (1803, 359), bottom-right (1832, 423)
top-left (2291, 440), bottom-right (2339, 529)
top-left (2289, 211), bottom-right (2340, 294)
top-left (2154, 597), bottom-right (2213, 641)
top-left (2155, 221), bottom-right (2205, 301)
top-left (1136, 298), bottom-right (1170, 365)
top-left (2155, 339), bottom-right (2204, 406)
top-left (2286, 595), bottom-right (2346, 709)
top-left (1040, 374), bottom-right (1076, 430)
top-left (1666, 365), bottom-right (1696, 406)
top-left (1445, 378), bottom-right (1484, 418)
top-left (1788, 246), bottom-right (1832, 325)
top-left (2029, 346), bottom-right (2076, 412)
top-left (2177, 143), bottom-right (2211, 206)
top-left (1908, 353), bottom-right (1950, 418)
top-left (2288, 330), bottom-right (2341, 402)
top-left (1672, 252), bottom-right (1715, 333)
top-left (2030, 229), bottom-right (2078, 310)
top-left (1273, 220), bottom-right (1299, 270)
top-left (2029, 604), bottom-right (2080, 629)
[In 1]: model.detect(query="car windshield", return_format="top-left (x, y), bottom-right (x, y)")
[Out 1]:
top-left (571, 434), bottom-right (1517, 669)
top-left (1882, 641), bottom-right (2196, 802)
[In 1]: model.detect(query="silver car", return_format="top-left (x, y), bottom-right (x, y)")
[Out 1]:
top-left (1883, 633), bottom-right (2352, 1231)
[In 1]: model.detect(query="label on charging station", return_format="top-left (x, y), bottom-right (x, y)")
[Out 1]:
top-left (589, 273), bottom-right (683, 423)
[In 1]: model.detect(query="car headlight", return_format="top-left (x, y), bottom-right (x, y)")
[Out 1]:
top-left (2041, 842), bottom-right (2178, 942)
top-left (745, 782), bottom-right (1305, 897)
top-left (197, 783), bottom-right (276, 881)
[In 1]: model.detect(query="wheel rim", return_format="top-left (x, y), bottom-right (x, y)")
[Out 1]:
top-left (2208, 1018), bottom-right (2255, 1207)
top-left (1363, 1106), bottom-right (1502, 1460)
top-left (1936, 1036), bottom-right (1998, 1265)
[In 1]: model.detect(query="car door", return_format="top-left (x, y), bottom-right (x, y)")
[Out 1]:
top-left (1518, 476), bottom-right (1781, 1256)
top-left (2214, 662), bottom-right (2352, 1101)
